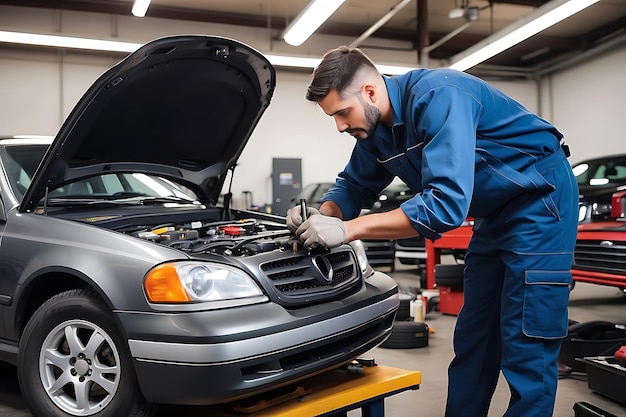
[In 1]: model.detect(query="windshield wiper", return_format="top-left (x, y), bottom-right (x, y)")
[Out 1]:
top-left (44, 197), bottom-right (118, 206)
top-left (135, 196), bottom-right (200, 205)
top-left (42, 195), bottom-right (200, 207)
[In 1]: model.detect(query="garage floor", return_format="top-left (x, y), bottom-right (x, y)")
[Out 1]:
top-left (0, 259), bottom-right (624, 417)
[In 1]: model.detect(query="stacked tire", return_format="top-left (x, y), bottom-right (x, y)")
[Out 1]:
top-left (380, 292), bottom-right (429, 349)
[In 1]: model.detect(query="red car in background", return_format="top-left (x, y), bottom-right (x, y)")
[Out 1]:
top-left (571, 191), bottom-right (626, 292)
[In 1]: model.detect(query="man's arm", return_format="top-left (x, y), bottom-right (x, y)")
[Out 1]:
top-left (344, 208), bottom-right (418, 242)
top-left (319, 201), bottom-right (344, 219)
top-left (296, 206), bottom-right (420, 250)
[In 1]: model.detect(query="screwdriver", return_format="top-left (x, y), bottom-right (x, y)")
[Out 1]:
top-left (300, 198), bottom-right (308, 222)
top-left (292, 198), bottom-right (309, 253)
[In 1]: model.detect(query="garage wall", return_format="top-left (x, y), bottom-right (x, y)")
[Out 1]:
top-left (549, 44), bottom-right (626, 165)
top-left (0, 5), bottom-right (624, 211)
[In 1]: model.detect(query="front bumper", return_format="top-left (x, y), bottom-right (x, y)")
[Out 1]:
top-left (571, 268), bottom-right (626, 290)
top-left (119, 275), bottom-right (398, 405)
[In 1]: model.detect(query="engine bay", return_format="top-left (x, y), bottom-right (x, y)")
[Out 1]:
top-left (129, 218), bottom-right (299, 257)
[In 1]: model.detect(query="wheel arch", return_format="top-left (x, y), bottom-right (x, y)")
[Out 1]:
top-left (15, 269), bottom-right (112, 340)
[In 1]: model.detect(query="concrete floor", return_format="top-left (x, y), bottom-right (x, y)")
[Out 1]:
top-left (0, 260), bottom-right (624, 417)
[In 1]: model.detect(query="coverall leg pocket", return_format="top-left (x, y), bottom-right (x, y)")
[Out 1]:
top-left (522, 270), bottom-right (570, 339)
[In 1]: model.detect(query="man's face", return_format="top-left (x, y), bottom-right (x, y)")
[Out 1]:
top-left (318, 88), bottom-right (381, 140)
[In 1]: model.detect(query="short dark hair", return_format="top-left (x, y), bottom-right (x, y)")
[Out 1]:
top-left (306, 45), bottom-right (378, 102)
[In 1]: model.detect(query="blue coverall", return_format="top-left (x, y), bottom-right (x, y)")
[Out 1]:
top-left (322, 69), bottom-right (579, 417)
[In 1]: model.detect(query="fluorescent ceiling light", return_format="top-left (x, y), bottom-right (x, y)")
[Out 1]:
top-left (265, 54), bottom-right (321, 69)
top-left (0, 30), bottom-right (141, 52)
top-left (265, 54), bottom-right (415, 75)
top-left (0, 31), bottom-right (417, 75)
top-left (11, 135), bottom-right (55, 140)
top-left (376, 64), bottom-right (417, 75)
top-left (131, 0), bottom-right (151, 18)
top-left (449, 0), bottom-right (600, 71)
top-left (283, 0), bottom-right (345, 46)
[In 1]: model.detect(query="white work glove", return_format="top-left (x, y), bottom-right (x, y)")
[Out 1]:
top-left (296, 215), bottom-right (347, 249)
top-left (286, 205), bottom-right (321, 233)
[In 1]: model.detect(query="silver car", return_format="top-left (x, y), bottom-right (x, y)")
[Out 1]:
top-left (0, 35), bottom-right (398, 417)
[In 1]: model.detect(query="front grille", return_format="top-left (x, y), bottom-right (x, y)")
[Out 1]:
top-left (396, 237), bottom-right (425, 248)
top-left (260, 248), bottom-right (359, 300)
top-left (573, 239), bottom-right (626, 275)
top-left (361, 239), bottom-right (395, 267)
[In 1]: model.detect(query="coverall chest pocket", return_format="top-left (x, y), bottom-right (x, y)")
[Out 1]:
top-left (376, 144), bottom-right (423, 191)
top-left (470, 150), bottom-right (555, 218)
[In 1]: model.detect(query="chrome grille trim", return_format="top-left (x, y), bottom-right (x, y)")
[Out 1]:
top-left (574, 239), bottom-right (626, 274)
top-left (260, 248), bottom-right (359, 297)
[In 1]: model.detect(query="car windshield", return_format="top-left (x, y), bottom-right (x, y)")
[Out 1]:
top-left (45, 173), bottom-right (200, 206)
top-left (0, 143), bottom-right (199, 205)
top-left (0, 143), bottom-right (49, 202)
top-left (572, 155), bottom-right (626, 186)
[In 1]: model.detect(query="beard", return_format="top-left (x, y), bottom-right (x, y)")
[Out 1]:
top-left (346, 95), bottom-right (381, 139)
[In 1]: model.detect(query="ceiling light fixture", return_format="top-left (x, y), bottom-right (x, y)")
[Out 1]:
top-left (0, 30), bottom-right (141, 52)
top-left (448, 0), bottom-right (600, 71)
top-left (131, 0), bottom-right (151, 18)
top-left (282, 0), bottom-right (345, 46)
top-left (265, 54), bottom-right (415, 75)
top-left (0, 31), bottom-right (416, 74)
top-left (265, 54), bottom-right (321, 69)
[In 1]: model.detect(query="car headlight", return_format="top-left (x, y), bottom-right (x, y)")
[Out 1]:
top-left (350, 240), bottom-right (374, 277)
top-left (578, 204), bottom-right (588, 222)
top-left (144, 262), bottom-right (264, 303)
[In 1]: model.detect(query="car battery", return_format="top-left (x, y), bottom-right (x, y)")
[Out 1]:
top-left (158, 229), bottom-right (200, 242)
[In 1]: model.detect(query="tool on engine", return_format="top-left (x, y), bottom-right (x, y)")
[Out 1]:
top-left (300, 198), bottom-right (308, 222)
top-left (291, 198), bottom-right (309, 253)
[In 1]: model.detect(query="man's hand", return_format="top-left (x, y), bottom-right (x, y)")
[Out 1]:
top-left (286, 206), bottom-right (320, 233)
top-left (296, 215), bottom-right (347, 249)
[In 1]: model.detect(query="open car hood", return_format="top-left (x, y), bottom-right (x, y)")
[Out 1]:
top-left (21, 35), bottom-right (275, 213)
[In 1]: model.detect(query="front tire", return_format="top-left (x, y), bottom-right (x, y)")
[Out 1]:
top-left (18, 289), bottom-right (157, 417)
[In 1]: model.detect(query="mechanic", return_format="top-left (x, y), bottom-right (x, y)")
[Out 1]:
top-left (287, 45), bottom-right (578, 417)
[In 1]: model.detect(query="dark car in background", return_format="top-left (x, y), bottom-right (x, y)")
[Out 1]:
top-left (573, 154), bottom-right (626, 223)
top-left (290, 181), bottom-right (334, 209)
top-left (368, 182), bottom-right (423, 269)
top-left (0, 36), bottom-right (398, 417)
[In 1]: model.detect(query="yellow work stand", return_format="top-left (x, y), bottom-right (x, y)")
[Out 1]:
top-left (207, 364), bottom-right (421, 416)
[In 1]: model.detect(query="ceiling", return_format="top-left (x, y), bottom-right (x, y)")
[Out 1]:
top-left (1, 0), bottom-right (625, 77)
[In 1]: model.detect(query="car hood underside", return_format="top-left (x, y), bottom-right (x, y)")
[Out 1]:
top-left (21, 35), bottom-right (276, 212)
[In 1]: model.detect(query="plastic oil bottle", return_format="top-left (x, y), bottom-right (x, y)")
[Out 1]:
top-left (411, 297), bottom-right (424, 322)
